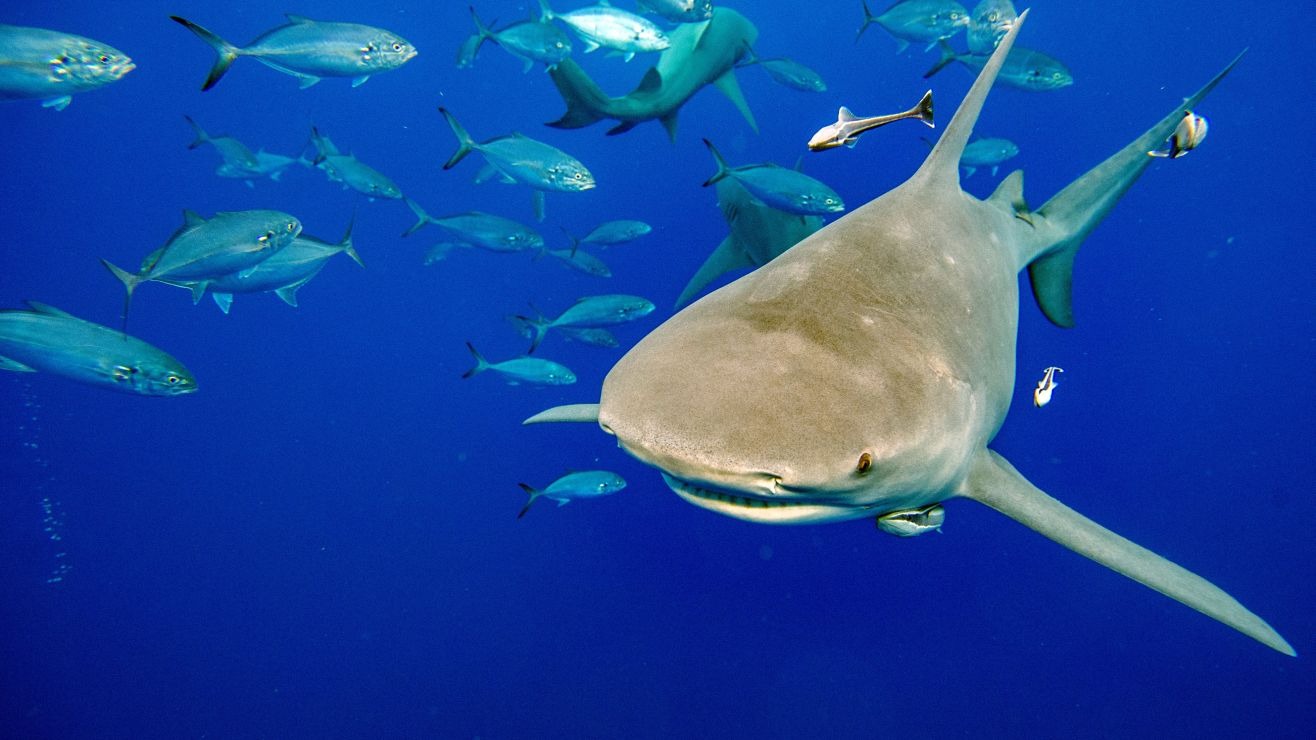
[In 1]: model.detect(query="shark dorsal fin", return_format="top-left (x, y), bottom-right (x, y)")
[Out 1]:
top-left (636, 67), bottom-right (663, 94)
top-left (837, 106), bottom-right (857, 122)
top-left (913, 9), bottom-right (1028, 191)
top-left (182, 209), bottom-right (206, 227)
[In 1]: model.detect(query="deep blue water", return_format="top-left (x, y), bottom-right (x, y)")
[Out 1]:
top-left (2, 2), bottom-right (1313, 738)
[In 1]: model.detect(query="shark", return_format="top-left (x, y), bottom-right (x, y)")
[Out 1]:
top-left (544, 7), bottom-right (758, 140)
top-left (524, 13), bottom-right (1294, 655)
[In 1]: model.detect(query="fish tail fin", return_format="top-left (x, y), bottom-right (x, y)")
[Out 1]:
top-left (912, 89), bottom-right (935, 128)
top-left (468, 6), bottom-right (494, 41)
top-left (524, 314), bottom-right (550, 354)
top-left (183, 115), bottom-right (209, 149)
top-left (559, 226), bottom-right (580, 258)
top-left (855, 0), bottom-right (876, 43)
top-left (461, 341), bottom-right (488, 379)
top-left (401, 197), bottom-right (434, 237)
top-left (962, 449), bottom-right (1294, 656)
top-left (100, 259), bottom-right (142, 332)
top-left (1024, 50), bottom-right (1245, 328)
top-left (169, 16), bottom-right (241, 91)
top-left (546, 59), bottom-right (609, 129)
top-left (337, 213), bottom-right (364, 267)
top-left (536, 0), bottom-right (556, 21)
top-left (701, 139), bottom-right (731, 186)
top-left (922, 40), bottom-right (958, 79)
top-left (439, 108), bottom-right (476, 170)
top-left (516, 483), bottom-right (542, 519)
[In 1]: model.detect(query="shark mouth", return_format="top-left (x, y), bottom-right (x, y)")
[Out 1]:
top-left (660, 473), bottom-right (861, 524)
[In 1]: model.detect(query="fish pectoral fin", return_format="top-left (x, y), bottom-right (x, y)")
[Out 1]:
top-left (259, 60), bottom-right (322, 88)
top-left (351, 75), bottom-right (371, 88)
top-left (0, 355), bottom-right (37, 373)
top-left (189, 282), bottom-right (209, 304)
top-left (522, 403), bottom-right (601, 425)
top-left (41, 96), bottom-right (72, 111)
top-left (958, 448), bottom-right (1295, 656)
top-left (211, 292), bottom-right (234, 314)
top-left (712, 70), bottom-right (757, 133)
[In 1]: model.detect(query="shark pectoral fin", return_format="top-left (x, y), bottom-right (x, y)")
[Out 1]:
top-left (960, 449), bottom-right (1295, 656)
top-left (0, 355), bottom-right (37, 372)
top-left (712, 70), bottom-right (758, 133)
top-left (607, 121), bottom-right (640, 135)
top-left (522, 403), bottom-right (601, 425)
top-left (675, 235), bottom-right (753, 308)
top-left (1027, 244), bottom-right (1077, 328)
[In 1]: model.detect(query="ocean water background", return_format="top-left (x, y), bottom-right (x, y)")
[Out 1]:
top-left (1, 1), bottom-right (1312, 737)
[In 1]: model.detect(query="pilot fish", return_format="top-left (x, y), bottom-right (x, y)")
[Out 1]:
top-left (170, 14), bottom-right (417, 91)
top-left (0, 24), bottom-right (134, 110)
top-left (0, 302), bottom-right (195, 396)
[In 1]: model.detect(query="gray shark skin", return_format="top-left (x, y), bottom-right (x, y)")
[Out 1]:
top-left (525, 14), bottom-right (1293, 655)
top-left (545, 7), bottom-right (757, 140)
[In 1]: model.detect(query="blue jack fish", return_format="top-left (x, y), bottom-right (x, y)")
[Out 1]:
top-left (516, 470), bottom-right (627, 518)
top-left (538, 0), bottom-right (669, 62)
top-left (925, 41), bottom-right (1072, 91)
top-left (461, 6), bottom-right (572, 72)
top-left (0, 24), bottom-right (133, 110)
top-left (170, 14), bottom-right (417, 91)
top-left (0, 302), bottom-right (195, 396)
top-left (703, 140), bottom-right (845, 215)
top-left (857, 0), bottom-right (970, 52)
top-left (461, 342), bottom-right (576, 386)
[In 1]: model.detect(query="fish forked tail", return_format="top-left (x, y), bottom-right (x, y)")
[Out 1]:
top-left (170, 16), bottom-right (242, 91)
top-left (439, 107), bottom-right (478, 170)
top-left (923, 41), bottom-right (959, 79)
top-left (511, 304), bottom-right (551, 354)
top-left (855, 0), bottom-right (878, 44)
top-left (546, 59), bottom-right (610, 130)
top-left (100, 259), bottom-right (144, 332)
top-left (401, 197), bottom-right (438, 237)
top-left (461, 341), bottom-right (489, 379)
top-left (1022, 50), bottom-right (1246, 328)
top-left (183, 115), bottom-right (210, 149)
top-left (536, 0), bottom-right (557, 22)
top-left (336, 212), bottom-right (364, 268)
top-left (516, 483), bottom-right (542, 519)
top-left (911, 89), bottom-right (935, 127)
top-left (701, 139), bottom-right (732, 187)
top-left (467, 6), bottom-right (496, 42)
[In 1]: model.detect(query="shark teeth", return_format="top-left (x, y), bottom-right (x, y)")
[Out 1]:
top-left (661, 473), bottom-right (800, 508)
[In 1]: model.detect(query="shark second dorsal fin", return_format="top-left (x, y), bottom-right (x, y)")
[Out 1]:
top-left (988, 169), bottom-right (1032, 223)
top-left (913, 10), bottom-right (1028, 192)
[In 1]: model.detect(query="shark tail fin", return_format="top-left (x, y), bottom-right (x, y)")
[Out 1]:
top-left (461, 341), bottom-right (489, 379)
top-left (439, 108), bottom-right (476, 170)
top-left (546, 59), bottom-right (610, 129)
top-left (701, 139), bottom-right (732, 187)
top-left (516, 483), bottom-right (542, 519)
top-left (912, 12), bottom-right (1027, 193)
top-left (100, 259), bottom-right (143, 332)
top-left (170, 16), bottom-right (241, 91)
top-left (183, 115), bottom-right (209, 149)
top-left (962, 449), bottom-right (1295, 656)
top-left (1025, 50), bottom-right (1246, 328)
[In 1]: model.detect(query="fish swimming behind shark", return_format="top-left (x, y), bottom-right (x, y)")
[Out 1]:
top-left (524, 13), bottom-right (1294, 655)
top-left (545, 7), bottom-right (759, 140)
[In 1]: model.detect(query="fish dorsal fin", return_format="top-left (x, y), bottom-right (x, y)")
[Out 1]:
top-left (23, 301), bottom-right (76, 318)
top-left (837, 106), bottom-right (858, 122)
top-left (913, 9), bottom-right (1028, 191)
top-left (286, 14), bottom-right (314, 24)
top-left (636, 67), bottom-right (663, 94)
top-left (182, 209), bottom-right (206, 227)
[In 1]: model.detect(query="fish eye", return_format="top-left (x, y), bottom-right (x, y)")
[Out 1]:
top-left (98, 54), bottom-right (110, 64)
top-left (287, 223), bottom-right (296, 232)
top-left (392, 42), bottom-right (403, 52)
top-left (166, 375), bottom-right (181, 385)
top-left (856, 452), bottom-right (873, 474)
top-left (1052, 72), bottom-right (1063, 79)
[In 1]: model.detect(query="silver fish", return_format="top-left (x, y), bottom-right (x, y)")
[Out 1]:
top-left (517, 470), bottom-right (627, 518)
top-left (703, 140), bottom-right (844, 215)
top-left (739, 50), bottom-right (826, 93)
top-left (0, 302), bottom-right (195, 396)
top-left (185, 115), bottom-right (260, 171)
top-left (461, 342), bottom-right (576, 386)
top-left (925, 42), bottom-right (1073, 91)
top-left (155, 219), bottom-right (363, 313)
top-left (539, 1), bottom-right (669, 62)
top-left (513, 294), bottom-right (655, 352)
top-left (402, 198), bottom-right (544, 252)
top-left (441, 107), bottom-right (595, 221)
top-left (808, 90), bottom-right (934, 151)
top-left (857, 0), bottom-right (970, 52)
top-left (0, 24), bottom-right (134, 110)
top-left (101, 209), bottom-right (301, 325)
top-left (309, 126), bottom-right (403, 200)
top-left (636, 0), bottom-right (714, 23)
top-left (967, 0), bottom-right (1017, 53)
top-left (559, 327), bottom-right (619, 348)
top-left (961, 136), bottom-right (1019, 176)
top-left (170, 14), bottom-right (417, 91)
top-left (580, 220), bottom-right (652, 246)
top-left (463, 7), bottom-right (571, 72)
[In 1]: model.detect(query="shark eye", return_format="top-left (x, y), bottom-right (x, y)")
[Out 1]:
top-left (856, 452), bottom-right (873, 474)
